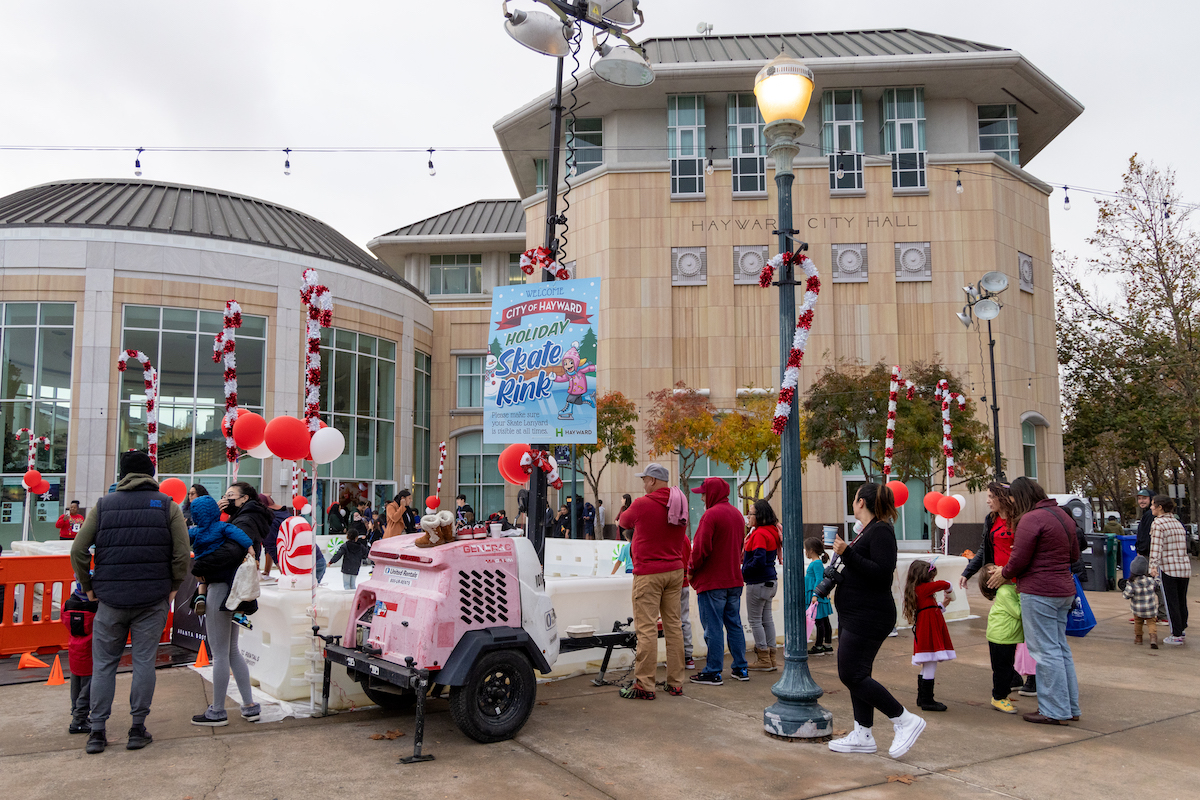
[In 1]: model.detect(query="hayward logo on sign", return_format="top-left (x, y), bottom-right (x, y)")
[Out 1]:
top-left (483, 280), bottom-right (601, 445)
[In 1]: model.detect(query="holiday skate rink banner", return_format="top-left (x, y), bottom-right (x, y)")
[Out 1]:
top-left (484, 279), bottom-right (600, 445)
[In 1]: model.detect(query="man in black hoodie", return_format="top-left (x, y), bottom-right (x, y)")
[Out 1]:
top-left (220, 482), bottom-right (273, 562)
top-left (1135, 488), bottom-right (1155, 556)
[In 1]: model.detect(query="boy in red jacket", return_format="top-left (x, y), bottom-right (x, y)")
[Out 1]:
top-left (63, 584), bottom-right (99, 734)
top-left (689, 478), bottom-right (749, 685)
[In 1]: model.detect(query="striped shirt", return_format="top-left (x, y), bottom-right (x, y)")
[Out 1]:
top-left (1149, 515), bottom-right (1192, 579)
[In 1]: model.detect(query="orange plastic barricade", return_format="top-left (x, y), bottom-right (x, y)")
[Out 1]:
top-left (0, 555), bottom-right (74, 657)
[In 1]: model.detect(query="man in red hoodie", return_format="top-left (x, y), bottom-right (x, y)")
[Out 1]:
top-left (617, 463), bottom-right (688, 699)
top-left (688, 478), bottom-right (748, 685)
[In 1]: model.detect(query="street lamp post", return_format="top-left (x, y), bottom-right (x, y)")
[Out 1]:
top-left (956, 272), bottom-right (1009, 482)
top-left (755, 49), bottom-right (833, 741)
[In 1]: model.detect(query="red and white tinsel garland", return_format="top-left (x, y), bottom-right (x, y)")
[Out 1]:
top-left (934, 379), bottom-right (967, 477)
top-left (520, 448), bottom-right (564, 490)
top-left (519, 246), bottom-right (571, 281)
top-left (117, 349), bottom-right (159, 467)
top-left (883, 365), bottom-right (916, 478)
top-left (758, 251), bottom-right (821, 435)
top-left (14, 428), bottom-right (51, 470)
top-left (212, 300), bottom-right (243, 465)
top-left (299, 269), bottom-right (333, 433)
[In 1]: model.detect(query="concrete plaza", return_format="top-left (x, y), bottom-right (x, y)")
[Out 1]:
top-left (1, 585), bottom-right (1195, 800)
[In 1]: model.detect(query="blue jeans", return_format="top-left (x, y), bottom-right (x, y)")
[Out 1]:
top-left (1021, 593), bottom-right (1081, 720)
top-left (696, 587), bottom-right (747, 673)
top-left (343, 573), bottom-right (357, 590)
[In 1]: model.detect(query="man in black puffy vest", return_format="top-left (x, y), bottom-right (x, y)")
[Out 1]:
top-left (70, 450), bottom-right (189, 755)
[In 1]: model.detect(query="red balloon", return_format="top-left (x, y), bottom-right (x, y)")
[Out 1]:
top-left (937, 495), bottom-right (962, 519)
top-left (292, 495), bottom-right (308, 512)
top-left (232, 412), bottom-right (267, 450)
top-left (426, 495), bottom-right (440, 510)
top-left (923, 491), bottom-right (944, 515)
top-left (220, 407), bottom-right (250, 438)
top-left (886, 480), bottom-right (909, 507)
top-left (498, 443), bottom-right (532, 486)
top-left (22, 469), bottom-right (42, 490)
top-left (264, 415), bottom-right (311, 461)
top-left (159, 477), bottom-right (187, 504)
top-left (33, 479), bottom-right (51, 494)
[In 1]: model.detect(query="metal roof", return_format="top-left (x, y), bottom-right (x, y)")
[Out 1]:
top-left (642, 29), bottom-right (1007, 64)
top-left (381, 199), bottom-right (525, 238)
top-left (0, 179), bottom-right (421, 293)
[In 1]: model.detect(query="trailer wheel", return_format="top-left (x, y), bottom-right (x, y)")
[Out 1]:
top-left (449, 648), bottom-right (536, 743)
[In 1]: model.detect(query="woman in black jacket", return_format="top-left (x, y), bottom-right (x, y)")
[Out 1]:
top-left (823, 482), bottom-right (926, 759)
top-left (220, 482), bottom-right (274, 561)
top-left (959, 482), bottom-right (1014, 588)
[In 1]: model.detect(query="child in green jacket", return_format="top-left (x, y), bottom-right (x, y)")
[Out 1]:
top-left (982, 565), bottom-right (1024, 714)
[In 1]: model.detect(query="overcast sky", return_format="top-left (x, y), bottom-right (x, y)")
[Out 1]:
top-left (2, 1), bottom-right (1196, 262)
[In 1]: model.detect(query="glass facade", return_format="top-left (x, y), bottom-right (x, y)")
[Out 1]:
top-left (566, 118), bottom-right (603, 175)
top-left (429, 254), bottom-right (482, 295)
top-left (1, 302), bottom-right (74, 543)
top-left (727, 93), bottom-right (766, 194)
top-left (668, 95), bottom-right (706, 197)
top-left (507, 253), bottom-right (527, 286)
top-left (455, 432), bottom-right (504, 519)
top-left (1023, 420), bottom-right (1038, 479)
top-left (414, 350), bottom-right (432, 502)
top-left (979, 104), bottom-right (1020, 166)
top-left (456, 355), bottom-right (484, 409)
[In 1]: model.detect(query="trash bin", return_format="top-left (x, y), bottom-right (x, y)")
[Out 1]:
top-left (1080, 533), bottom-right (1112, 592)
top-left (1116, 534), bottom-right (1138, 579)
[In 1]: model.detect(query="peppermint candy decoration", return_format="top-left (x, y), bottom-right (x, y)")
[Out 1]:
top-left (14, 428), bottom-right (51, 470)
top-left (117, 349), bottom-right (159, 467)
top-left (277, 516), bottom-right (314, 576)
top-left (299, 269), bottom-right (333, 432)
top-left (883, 366), bottom-right (916, 478)
top-left (212, 300), bottom-right (243, 465)
top-left (519, 246), bottom-right (571, 281)
top-left (934, 379), bottom-right (967, 478)
top-left (759, 252), bottom-right (821, 435)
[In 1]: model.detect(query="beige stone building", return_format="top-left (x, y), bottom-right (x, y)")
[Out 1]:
top-left (371, 29), bottom-right (1082, 547)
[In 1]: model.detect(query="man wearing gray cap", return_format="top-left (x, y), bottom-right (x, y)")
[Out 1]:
top-left (616, 463), bottom-right (688, 699)
top-left (1135, 488), bottom-right (1155, 557)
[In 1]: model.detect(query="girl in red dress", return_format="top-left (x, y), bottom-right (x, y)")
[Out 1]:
top-left (903, 559), bottom-right (957, 712)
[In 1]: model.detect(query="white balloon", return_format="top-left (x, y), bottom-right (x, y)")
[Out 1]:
top-left (309, 426), bottom-right (346, 464)
top-left (952, 494), bottom-right (966, 510)
top-left (247, 441), bottom-right (273, 459)
top-left (935, 514), bottom-right (953, 530)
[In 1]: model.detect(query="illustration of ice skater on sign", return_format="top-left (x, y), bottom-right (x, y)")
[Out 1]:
top-left (484, 279), bottom-right (600, 445)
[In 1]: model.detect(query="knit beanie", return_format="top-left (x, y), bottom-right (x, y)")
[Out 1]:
top-left (1129, 555), bottom-right (1149, 578)
top-left (118, 450), bottom-right (155, 479)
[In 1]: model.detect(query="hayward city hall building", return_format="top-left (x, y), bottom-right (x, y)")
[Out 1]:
top-left (0, 29), bottom-right (1080, 549)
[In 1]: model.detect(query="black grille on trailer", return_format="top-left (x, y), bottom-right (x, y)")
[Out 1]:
top-left (458, 569), bottom-right (509, 625)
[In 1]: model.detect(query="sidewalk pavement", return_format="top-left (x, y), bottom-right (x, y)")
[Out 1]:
top-left (1, 584), bottom-right (1196, 799)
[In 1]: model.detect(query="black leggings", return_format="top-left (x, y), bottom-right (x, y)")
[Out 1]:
top-left (837, 627), bottom-right (904, 726)
top-left (1161, 574), bottom-right (1189, 637)
top-left (988, 642), bottom-right (1018, 701)
top-left (814, 617), bottom-right (832, 647)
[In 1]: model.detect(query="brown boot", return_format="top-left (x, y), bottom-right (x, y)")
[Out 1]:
top-left (1135, 634), bottom-right (1143, 645)
top-left (1150, 633), bottom-right (1159, 650)
top-left (747, 647), bottom-right (774, 672)
top-left (770, 647), bottom-right (778, 670)
top-left (416, 510), bottom-right (456, 547)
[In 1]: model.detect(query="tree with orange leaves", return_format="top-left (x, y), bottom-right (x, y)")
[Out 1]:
top-left (644, 382), bottom-right (717, 492)
top-left (575, 390), bottom-right (639, 501)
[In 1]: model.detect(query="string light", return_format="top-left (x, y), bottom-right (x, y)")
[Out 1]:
top-left (1163, 201), bottom-right (1171, 220)
top-left (835, 151), bottom-right (844, 180)
top-left (134, 147), bottom-right (143, 177)
top-left (705, 145), bottom-right (714, 176)
top-left (427, 148), bottom-right (436, 177)
top-left (955, 168), bottom-right (963, 195)
top-left (1063, 186), bottom-right (1071, 211)
top-left (283, 148), bottom-right (291, 176)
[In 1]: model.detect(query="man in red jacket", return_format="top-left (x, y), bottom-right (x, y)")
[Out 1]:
top-left (617, 463), bottom-right (688, 699)
top-left (688, 478), bottom-right (748, 685)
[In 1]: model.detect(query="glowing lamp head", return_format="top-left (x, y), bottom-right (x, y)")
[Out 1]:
top-left (753, 50), bottom-right (815, 124)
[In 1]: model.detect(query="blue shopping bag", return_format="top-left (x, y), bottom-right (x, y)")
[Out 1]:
top-left (1065, 575), bottom-right (1097, 637)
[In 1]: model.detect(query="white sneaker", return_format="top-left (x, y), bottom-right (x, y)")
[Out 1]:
top-left (1163, 635), bottom-right (1185, 646)
top-left (828, 723), bottom-right (877, 753)
top-left (888, 709), bottom-right (926, 758)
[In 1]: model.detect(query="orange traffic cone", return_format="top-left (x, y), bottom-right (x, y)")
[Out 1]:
top-left (193, 640), bottom-right (210, 668)
top-left (45, 655), bottom-right (65, 686)
top-left (17, 652), bottom-right (50, 670)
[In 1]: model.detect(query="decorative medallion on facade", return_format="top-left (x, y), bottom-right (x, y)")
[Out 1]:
top-left (671, 247), bottom-right (707, 286)
top-left (894, 242), bottom-right (932, 282)
top-left (831, 243), bottom-right (868, 283)
top-left (733, 245), bottom-right (769, 285)
top-left (1018, 251), bottom-right (1034, 293)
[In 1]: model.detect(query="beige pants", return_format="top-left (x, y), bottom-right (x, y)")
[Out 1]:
top-left (1134, 617), bottom-right (1157, 639)
top-left (632, 569), bottom-right (685, 691)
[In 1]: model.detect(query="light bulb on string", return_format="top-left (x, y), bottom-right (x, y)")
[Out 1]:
top-left (955, 168), bottom-right (963, 195)
top-left (1063, 186), bottom-right (1071, 211)
top-left (134, 147), bottom-right (143, 177)
top-left (705, 146), bottom-right (714, 176)
top-left (835, 151), bottom-right (844, 180)
top-left (427, 148), bottom-right (436, 177)
top-left (1163, 201), bottom-right (1171, 220)
top-left (283, 148), bottom-right (291, 176)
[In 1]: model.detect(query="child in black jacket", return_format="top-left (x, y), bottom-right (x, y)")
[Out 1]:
top-left (330, 531), bottom-right (371, 590)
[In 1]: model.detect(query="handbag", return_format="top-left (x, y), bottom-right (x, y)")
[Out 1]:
top-left (224, 552), bottom-right (262, 613)
top-left (1014, 642), bottom-right (1037, 674)
top-left (1065, 574), bottom-right (1097, 637)
top-left (805, 603), bottom-right (818, 642)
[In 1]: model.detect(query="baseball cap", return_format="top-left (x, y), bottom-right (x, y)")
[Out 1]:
top-left (634, 464), bottom-right (669, 482)
top-left (1137, 487), bottom-right (1154, 498)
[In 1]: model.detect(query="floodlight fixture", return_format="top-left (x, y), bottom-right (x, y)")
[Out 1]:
top-left (957, 307), bottom-right (973, 328)
top-left (504, 6), bottom-right (571, 57)
top-left (979, 271), bottom-right (1009, 295)
top-left (593, 41), bottom-right (655, 86)
top-left (974, 298), bottom-right (1001, 320)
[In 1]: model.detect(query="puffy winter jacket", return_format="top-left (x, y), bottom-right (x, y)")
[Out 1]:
top-left (62, 591), bottom-right (99, 676)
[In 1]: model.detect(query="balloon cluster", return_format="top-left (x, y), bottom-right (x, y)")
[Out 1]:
top-left (497, 443), bottom-right (563, 490)
top-left (229, 412), bottom-right (346, 467)
top-left (923, 490), bottom-right (966, 531)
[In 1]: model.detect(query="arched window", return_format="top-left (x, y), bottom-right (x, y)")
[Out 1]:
top-left (1022, 420), bottom-right (1038, 480)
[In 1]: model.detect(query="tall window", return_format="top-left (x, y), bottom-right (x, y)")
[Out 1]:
top-left (1022, 421), bottom-right (1038, 479)
top-left (456, 355), bottom-right (484, 409)
top-left (882, 88), bottom-right (926, 189)
top-left (566, 118), bottom-right (603, 175)
top-left (1, 302), bottom-right (74, 539)
top-left (507, 253), bottom-right (527, 285)
top-left (978, 104), bottom-right (1020, 166)
top-left (727, 93), bottom-right (765, 195)
top-left (429, 254), bottom-right (482, 295)
top-left (413, 350), bottom-right (431, 501)
top-left (455, 432), bottom-right (504, 518)
top-left (822, 89), bottom-right (865, 191)
top-left (316, 327), bottom-right (397, 483)
top-left (535, 158), bottom-right (549, 193)
top-left (668, 95), bottom-right (706, 197)
top-left (119, 305), bottom-right (266, 493)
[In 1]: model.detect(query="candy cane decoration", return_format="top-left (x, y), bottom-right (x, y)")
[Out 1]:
top-left (299, 269), bottom-right (333, 432)
top-left (435, 441), bottom-right (447, 497)
top-left (212, 300), bottom-right (243, 467)
top-left (117, 350), bottom-right (159, 467)
top-left (883, 366), bottom-right (916, 478)
top-left (14, 428), bottom-right (51, 470)
top-left (759, 251), bottom-right (821, 435)
top-left (934, 379), bottom-right (967, 478)
top-left (291, 463), bottom-right (308, 498)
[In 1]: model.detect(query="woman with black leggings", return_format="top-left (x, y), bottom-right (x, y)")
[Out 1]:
top-left (823, 482), bottom-right (927, 758)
